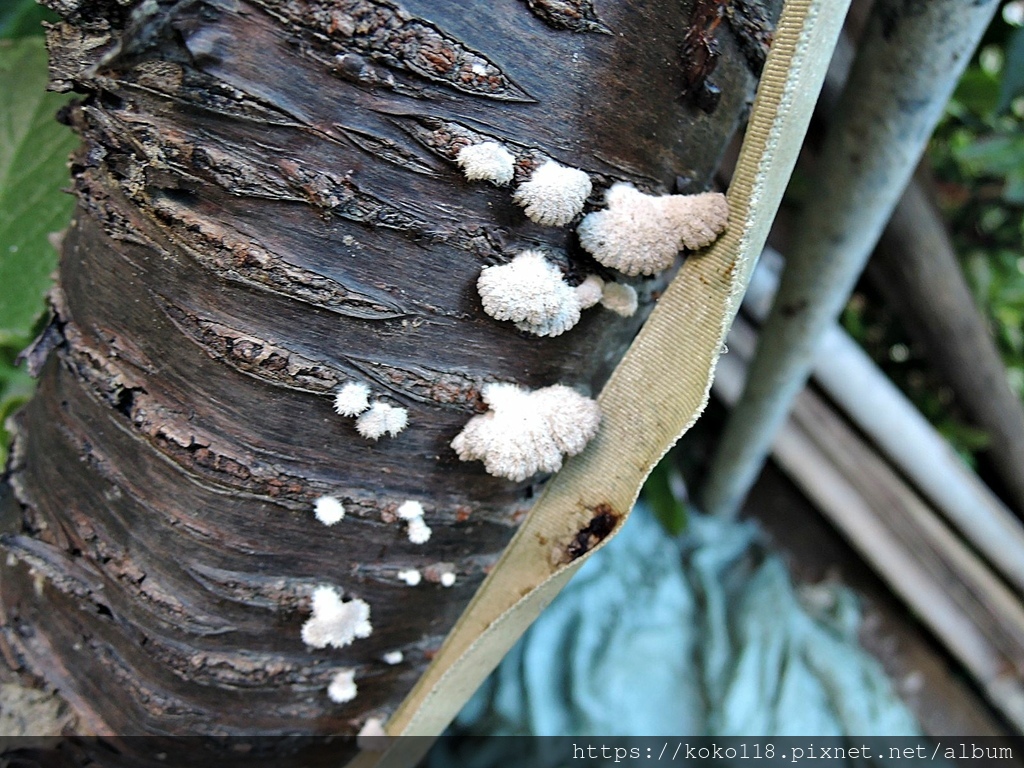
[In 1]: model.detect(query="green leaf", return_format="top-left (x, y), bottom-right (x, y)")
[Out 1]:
top-left (953, 133), bottom-right (1024, 176)
top-left (0, 0), bottom-right (58, 40)
top-left (997, 27), bottom-right (1024, 115)
top-left (0, 37), bottom-right (77, 348)
top-left (642, 453), bottom-right (688, 536)
top-left (952, 68), bottom-right (1001, 118)
top-left (1004, 170), bottom-right (1024, 204)
top-left (0, 353), bottom-right (34, 466)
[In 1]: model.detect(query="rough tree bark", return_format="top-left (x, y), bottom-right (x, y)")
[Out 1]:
top-left (0, 0), bottom-right (770, 748)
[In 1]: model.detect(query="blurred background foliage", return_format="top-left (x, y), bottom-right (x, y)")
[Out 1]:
top-left (936, 3), bottom-right (1024, 398)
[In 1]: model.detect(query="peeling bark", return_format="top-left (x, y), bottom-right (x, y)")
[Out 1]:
top-left (1, 0), bottom-right (772, 746)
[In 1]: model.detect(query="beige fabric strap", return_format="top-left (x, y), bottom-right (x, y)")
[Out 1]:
top-left (350, 1), bottom-right (851, 763)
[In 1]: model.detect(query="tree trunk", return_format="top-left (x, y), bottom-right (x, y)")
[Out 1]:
top-left (0, 0), bottom-right (768, 745)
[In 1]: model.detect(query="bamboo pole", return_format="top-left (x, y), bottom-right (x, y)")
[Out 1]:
top-left (743, 252), bottom-right (1024, 596)
top-left (700, 0), bottom-right (1001, 519)
top-left (870, 177), bottom-right (1024, 514)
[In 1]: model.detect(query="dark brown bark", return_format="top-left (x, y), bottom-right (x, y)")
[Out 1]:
top-left (0, 0), bottom-right (768, 742)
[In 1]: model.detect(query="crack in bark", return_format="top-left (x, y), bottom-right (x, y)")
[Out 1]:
top-left (140, 632), bottom-right (355, 690)
top-left (150, 194), bottom-right (413, 320)
top-left (335, 123), bottom-right (441, 177)
top-left (251, 0), bottom-right (535, 102)
top-left (185, 563), bottom-right (314, 611)
top-left (390, 114), bottom-right (546, 181)
top-left (522, 0), bottom-right (612, 34)
top-left (163, 302), bottom-right (489, 410)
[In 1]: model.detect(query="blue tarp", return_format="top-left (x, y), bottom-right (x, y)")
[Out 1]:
top-left (453, 504), bottom-right (920, 738)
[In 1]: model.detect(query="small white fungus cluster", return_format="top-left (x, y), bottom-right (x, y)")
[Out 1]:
top-left (477, 250), bottom-right (582, 337)
top-left (301, 586), bottom-right (372, 649)
top-left (398, 500), bottom-right (431, 544)
top-left (424, 562), bottom-right (457, 587)
top-left (396, 568), bottom-right (422, 586)
top-left (327, 668), bottom-right (358, 704)
top-left (333, 382), bottom-right (371, 416)
top-left (451, 383), bottom-right (601, 481)
top-left (357, 717), bottom-right (389, 750)
top-left (477, 253), bottom-right (640, 336)
top-left (577, 183), bottom-right (729, 275)
top-left (600, 281), bottom-right (638, 317)
top-left (313, 495), bottom-right (346, 526)
top-left (356, 402), bottom-right (408, 440)
top-left (513, 160), bottom-right (592, 226)
top-left (382, 650), bottom-right (404, 665)
top-left (574, 275), bottom-right (605, 310)
top-left (572, 274), bottom-right (639, 317)
top-left (332, 381), bottom-right (408, 440)
top-left (456, 141), bottom-right (515, 186)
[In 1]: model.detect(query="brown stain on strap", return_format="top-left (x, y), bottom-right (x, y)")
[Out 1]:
top-left (564, 503), bottom-right (619, 561)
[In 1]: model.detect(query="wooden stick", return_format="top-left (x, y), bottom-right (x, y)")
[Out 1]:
top-left (742, 252), bottom-right (1024, 596)
top-left (701, 0), bottom-right (1000, 519)
top-left (869, 176), bottom-right (1024, 515)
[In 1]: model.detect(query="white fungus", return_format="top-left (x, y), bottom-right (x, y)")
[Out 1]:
top-left (512, 160), bottom-right (592, 226)
top-left (407, 516), bottom-right (432, 545)
top-left (451, 383), bottom-right (601, 481)
top-left (477, 250), bottom-right (582, 337)
top-left (397, 568), bottom-right (422, 586)
top-left (396, 500), bottom-right (425, 521)
top-left (301, 586), bottom-right (372, 649)
top-left (355, 402), bottom-right (408, 440)
top-left (575, 275), bottom-right (605, 310)
top-left (424, 562), bottom-right (456, 585)
top-left (313, 495), bottom-right (346, 526)
top-left (600, 282), bottom-right (639, 317)
top-left (518, 311), bottom-right (578, 338)
top-left (576, 183), bottom-right (729, 276)
top-left (333, 382), bottom-right (371, 416)
top-left (382, 650), bottom-right (404, 665)
top-left (357, 717), bottom-right (389, 750)
top-left (327, 668), bottom-right (358, 704)
top-left (456, 141), bottom-right (516, 186)
top-left (395, 500), bottom-right (432, 544)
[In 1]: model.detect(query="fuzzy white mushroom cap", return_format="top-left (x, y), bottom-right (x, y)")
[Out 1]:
top-left (333, 382), bottom-right (371, 416)
top-left (382, 650), bottom-right (404, 665)
top-left (512, 161), bottom-right (592, 226)
top-left (600, 282), bottom-right (639, 317)
top-left (327, 668), bottom-right (357, 704)
top-left (451, 383), bottom-right (601, 481)
top-left (313, 495), bottom-right (346, 526)
top-left (301, 586), bottom-right (372, 649)
top-left (356, 402), bottom-right (408, 440)
top-left (577, 183), bottom-right (729, 275)
top-left (515, 308), bottom-right (579, 337)
top-left (407, 516), bottom-right (432, 544)
top-left (397, 568), bottom-right (422, 586)
top-left (477, 250), bottom-right (581, 337)
top-left (575, 275), bottom-right (605, 310)
top-left (396, 500), bottom-right (425, 521)
top-left (456, 141), bottom-right (516, 186)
